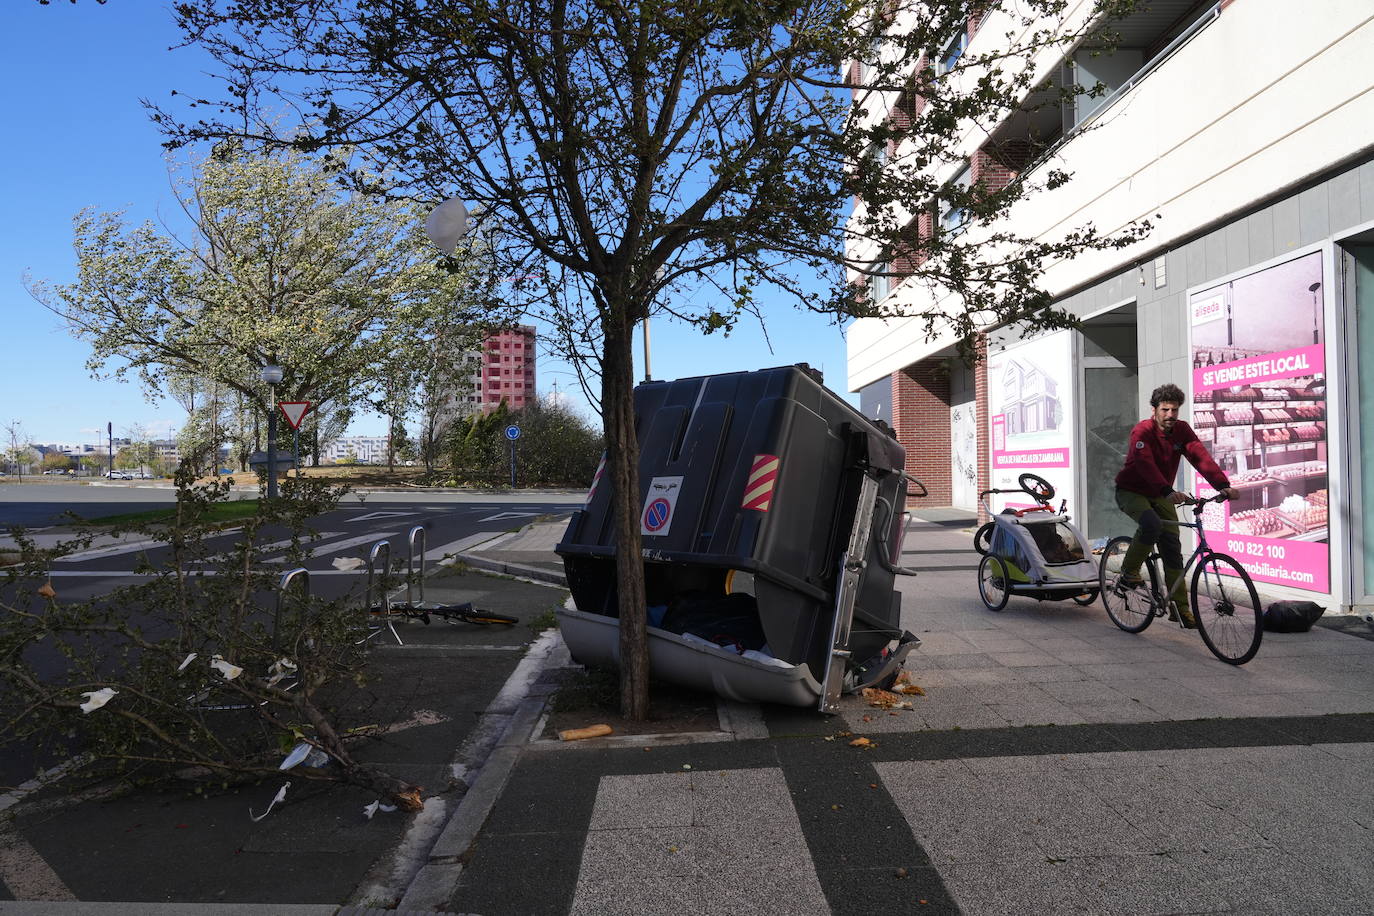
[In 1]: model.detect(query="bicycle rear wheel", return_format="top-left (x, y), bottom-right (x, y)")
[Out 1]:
top-left (1098, 536), bottom-right (1159, 633)
top-left (1191, 553), bottom-right (1262, 665)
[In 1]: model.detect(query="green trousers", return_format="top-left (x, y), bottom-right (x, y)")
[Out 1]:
top-left (1114, 488), bottom-right (1187, 609)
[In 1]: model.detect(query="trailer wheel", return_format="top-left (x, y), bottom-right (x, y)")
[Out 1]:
top-left (978, 555), bottom-right (1011, 611)
top-left (973, 522), bottom-right (995, 555)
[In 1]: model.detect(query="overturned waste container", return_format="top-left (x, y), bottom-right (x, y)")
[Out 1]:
top-left (555, 364), bottom-right (920, 713)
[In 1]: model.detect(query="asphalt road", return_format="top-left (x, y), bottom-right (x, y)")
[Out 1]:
top-left (0, 484), bottom-right (582, 792)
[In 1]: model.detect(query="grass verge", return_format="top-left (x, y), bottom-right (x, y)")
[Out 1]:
top-left (79, 500), bottom-right (263, 527)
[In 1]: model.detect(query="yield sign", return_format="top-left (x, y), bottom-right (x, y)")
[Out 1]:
top-left (278, 401), bottom-right (312, 430)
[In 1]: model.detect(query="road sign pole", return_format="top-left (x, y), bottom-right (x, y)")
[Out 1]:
top-left (294, 428), bottom-right (301, 481)
top-left (504, 425), bottom-right (521, 488)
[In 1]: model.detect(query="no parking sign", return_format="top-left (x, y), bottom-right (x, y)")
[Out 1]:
top-left (640, 476), bottom-right (684, 536)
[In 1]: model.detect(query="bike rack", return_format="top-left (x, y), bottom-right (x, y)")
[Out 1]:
top-left (273, 567), bottom-right (310, 651)
top-left (407, 525), bottom-right (426, 607)
top-left (365, 539), bottom-right (403, 645)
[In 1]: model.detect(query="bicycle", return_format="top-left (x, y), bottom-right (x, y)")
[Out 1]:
top-left (383, 602), bottom-right (519, 627)
top-left (1098, 492), bottom-right (1262, 665)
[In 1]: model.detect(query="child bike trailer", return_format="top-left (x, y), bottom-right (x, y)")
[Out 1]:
top-left (973, 473), bottom-right (1099, 610)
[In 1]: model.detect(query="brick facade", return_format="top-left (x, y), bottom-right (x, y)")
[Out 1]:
top-left (891, 359), bottom-right (952, 505)
top-left (973, 336), bottom-right (991, 521)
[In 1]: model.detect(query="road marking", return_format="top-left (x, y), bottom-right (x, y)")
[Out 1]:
top-left (261, 531), bottom-right (398, 563)
top-left (426, 531), bottom-right (501, 558)
top-left (0, 829), bottom-right (76, 901)
top-left (348, 511), bottom-right (421, 523)
top-left (478, 511), bottom-right (538, 522)
top-left (57, 538), bottom-right (165, 561)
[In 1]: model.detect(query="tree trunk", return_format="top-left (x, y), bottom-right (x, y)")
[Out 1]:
top-left (603, 308), bottom-right (649, 720)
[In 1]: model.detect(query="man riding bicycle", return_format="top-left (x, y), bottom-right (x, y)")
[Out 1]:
top-left (1114, 383), bottom-right (1238, 628)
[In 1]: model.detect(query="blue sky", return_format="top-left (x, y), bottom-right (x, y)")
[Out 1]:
top-left (1, 2), bottom-right (855, 448)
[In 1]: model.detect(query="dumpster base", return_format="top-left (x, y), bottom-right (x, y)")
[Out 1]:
top-left (557, 606), bottom-right (824, 708)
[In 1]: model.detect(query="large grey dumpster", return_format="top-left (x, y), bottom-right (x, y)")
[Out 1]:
top-left (555, 364), bottom-right (920, 712)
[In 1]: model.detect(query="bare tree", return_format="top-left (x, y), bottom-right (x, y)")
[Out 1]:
top-left (4, 421), bottom-right (34, 481)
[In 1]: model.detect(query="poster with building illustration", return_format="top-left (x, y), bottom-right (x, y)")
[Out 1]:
top-left (950, 401), bottom-right (978, 511)
top-left (1189, 250), bottom-right (1328, 593)
top-left (987, 331), bottom-right (1076, 515)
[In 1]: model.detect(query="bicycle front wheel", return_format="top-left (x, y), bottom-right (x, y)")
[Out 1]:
top-left (1191, 553), bottom-right (1262, 665)
top-left (977, 554), bottom-right (1010, 611)
top-left (1098, 536), bottom-right (1158, 633)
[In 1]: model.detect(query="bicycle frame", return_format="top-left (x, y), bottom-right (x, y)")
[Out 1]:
top-left (1152, 501), bottom-right (1213, 600)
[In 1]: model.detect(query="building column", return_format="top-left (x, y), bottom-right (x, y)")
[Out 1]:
top-left (891, 358), bottom-right (952, 505)
top-left (974, 334), bottom-right (991, 523)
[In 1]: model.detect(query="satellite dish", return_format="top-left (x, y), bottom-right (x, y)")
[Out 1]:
top-left (425, 197), bottom-right (469, 254)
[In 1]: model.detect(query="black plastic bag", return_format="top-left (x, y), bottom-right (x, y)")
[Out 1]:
top-left (1262, 600), bottom-right (1326, 633)
top-left (661, 591), bottom-right (768, 652)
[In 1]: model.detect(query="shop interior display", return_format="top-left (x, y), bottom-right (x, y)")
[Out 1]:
top-left (1193, 373), bottom-right (1328, 543)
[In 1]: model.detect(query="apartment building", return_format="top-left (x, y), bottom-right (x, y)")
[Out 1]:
top-left (321, 436), bottom-right (391, 464)
top-left (846, 0), bottom-right (1374, 611)
top-left (469, 324), bottom-right (537, 413)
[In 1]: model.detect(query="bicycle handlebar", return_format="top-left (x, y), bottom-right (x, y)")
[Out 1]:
top-left (1179, 492), bottom-right (1232, 508)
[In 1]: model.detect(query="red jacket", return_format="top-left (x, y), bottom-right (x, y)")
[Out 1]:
top-left (1115, 418), bottom-right (1230, 497)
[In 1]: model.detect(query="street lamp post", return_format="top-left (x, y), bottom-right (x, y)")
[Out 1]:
top-left (261, 364), bottom-right (283, 500)
top-left (1308, 281), bottom-right (1322, 345)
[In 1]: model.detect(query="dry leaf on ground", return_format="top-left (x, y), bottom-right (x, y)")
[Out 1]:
top-left (891, 671), bottom-right (926, 695)
top-left (861, 687), bottom-right (913, 710)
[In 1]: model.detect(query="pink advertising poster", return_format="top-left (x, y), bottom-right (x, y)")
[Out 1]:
top-left (1190, 251), bottom-right (1328, 593)
top-left (986, 331), bottom-right (1075, 514)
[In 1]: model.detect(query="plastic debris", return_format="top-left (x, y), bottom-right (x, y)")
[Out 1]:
top-left (279, 742), bottom-right (313, 771)
top-left (849, 737), bottom-right (876, 748)
top-left (177, 653), bottom-right (197, 672)
top-left (79, 687), bottom-right (117, 713)
top-left (558, 723), bottom-right (613, 741)
top-left (210, 655), bottom-right (243, 681)
top-left (363, 800), bottom-right (399, 820)
top-left (250, 782), bottom-right (290, 822)
top-left (266, 658), bottom-right (297, 687)
top-left (331, 556), bottom-right (365, 571)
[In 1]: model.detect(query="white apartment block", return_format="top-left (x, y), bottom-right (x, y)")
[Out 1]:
top-left (321, 436), bottom-right (391, 464)
top-left (847, 0), bottom-right (1374, 612)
